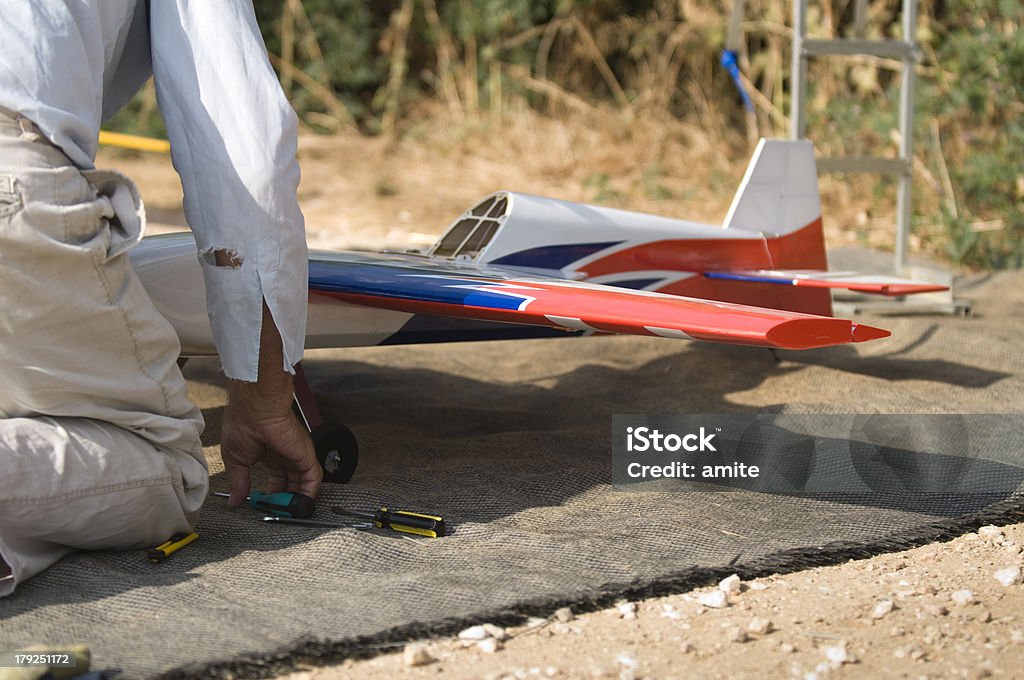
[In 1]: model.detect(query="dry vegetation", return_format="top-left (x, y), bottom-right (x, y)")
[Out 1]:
top-left (107, 1), bottom-right (1023, 268)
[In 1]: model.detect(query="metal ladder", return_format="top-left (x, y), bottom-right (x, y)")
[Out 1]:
top-left (789, 0), bottom-right (968, 315)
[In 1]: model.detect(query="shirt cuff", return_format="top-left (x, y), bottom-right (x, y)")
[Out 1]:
top-left (199, 234), bottom-right (306, 382)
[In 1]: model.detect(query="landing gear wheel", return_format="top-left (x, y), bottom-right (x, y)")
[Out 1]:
top-left (311, 423), bottom-right (359, 483)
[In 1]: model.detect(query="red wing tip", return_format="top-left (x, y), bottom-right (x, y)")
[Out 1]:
top-left (765, 318), bottom-right (891, 349)
top-left (851, 323), bottom-right (891, 342)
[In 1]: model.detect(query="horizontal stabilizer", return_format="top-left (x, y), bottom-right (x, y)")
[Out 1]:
top-left (704, 270), bottom-right (949, 296)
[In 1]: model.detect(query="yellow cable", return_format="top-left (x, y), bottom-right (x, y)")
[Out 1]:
top-left (98, 130), bottom-right (170, 153)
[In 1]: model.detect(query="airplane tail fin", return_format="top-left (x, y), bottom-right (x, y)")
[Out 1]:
top-left (724, 139), bottom-right (821, 236)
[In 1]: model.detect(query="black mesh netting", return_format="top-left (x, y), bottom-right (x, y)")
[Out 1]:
top-left (1, 269), bottom-right (1022, 679)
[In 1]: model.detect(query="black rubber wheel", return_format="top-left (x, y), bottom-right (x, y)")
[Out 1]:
top-left (310, 422), bottom-right (359, 483)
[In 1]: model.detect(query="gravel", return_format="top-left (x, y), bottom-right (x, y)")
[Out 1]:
top-left (477, 638), bottom-right (502, 654)
top-left (553, 607), bottom-right (574, 623)
top-left (871, 599), bottom-right (895, 619)
top-left (617, 602), bottom-right (638, 620)
top-left (402, 643), bottom-right (434, 667)
top-left (950, 589), bottom-right (975, 605)
top-left (458, 625), bottom-right (490, 641)
top-left (697, 590), bottom-right (729, 609)
top-left (994, 566), bottom-right (1022, 587)
top-left (719, 574), bottom-right (741, 593)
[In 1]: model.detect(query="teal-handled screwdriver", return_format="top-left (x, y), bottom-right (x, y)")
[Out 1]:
top-left (213, 491), bottom-right (315, 518)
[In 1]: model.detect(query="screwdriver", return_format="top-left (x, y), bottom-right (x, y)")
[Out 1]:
top-left (260, 516), bottom-right (350, 528)
top-left (213, 491), bottom-right (315, 519)
top-left (332, 506), bottom-right (447, 538)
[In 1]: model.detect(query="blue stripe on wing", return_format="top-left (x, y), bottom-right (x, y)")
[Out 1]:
top-left (489, 241), bottom-right (622, 269)
top-left (705, 271), bottom-right (797, 285)
top-left (308, 261), bottom-right (535, 312)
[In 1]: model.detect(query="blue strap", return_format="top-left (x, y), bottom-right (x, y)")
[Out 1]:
top-left (720, 49), bottom-right (755, 113)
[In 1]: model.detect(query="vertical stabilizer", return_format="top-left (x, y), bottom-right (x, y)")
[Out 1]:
top-left (723, 139), bottom-right (821, 235)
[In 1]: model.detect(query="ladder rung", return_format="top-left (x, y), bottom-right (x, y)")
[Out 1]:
top-left (801, 38), bottom-right (918, 60)
top-left (817, 157), bottom-right (910, 174)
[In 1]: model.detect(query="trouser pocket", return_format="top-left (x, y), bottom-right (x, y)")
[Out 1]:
top-left (0, 173), bottom-right (21, 217)
top-left (3, 165), bottom-right (145, 261)
top-left (81, 168), bottom-right (146, 259)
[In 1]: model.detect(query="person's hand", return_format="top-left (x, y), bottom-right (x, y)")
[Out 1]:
top-left (219, 302), bottom-right (321, 506)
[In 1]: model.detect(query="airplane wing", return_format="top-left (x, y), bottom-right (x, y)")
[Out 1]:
top-left (309, 255), bottom-right (889, 350)
top-left (704, 269), bottom-right (949, 296)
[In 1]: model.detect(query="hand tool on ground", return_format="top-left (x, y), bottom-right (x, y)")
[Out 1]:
top-left (260, 516), bottom-right (356, 528)
top-left (213, 491), bottom-right (315, 518)
top-left (148, 532), bottom-right (198, 563)
top-left (331, 506), bottom-right (447, 537)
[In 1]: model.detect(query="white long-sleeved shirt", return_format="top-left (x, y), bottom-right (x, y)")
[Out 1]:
top-left (0, 0), bottom-right (307, 382)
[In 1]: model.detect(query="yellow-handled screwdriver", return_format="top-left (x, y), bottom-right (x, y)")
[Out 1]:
top-left (332, 506), bottom-right (447, 538)
top-left (147, 532), bottom-right (198, 564)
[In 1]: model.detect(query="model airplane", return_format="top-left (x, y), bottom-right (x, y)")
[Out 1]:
top-left (129, 139), bottom-right (947, 482)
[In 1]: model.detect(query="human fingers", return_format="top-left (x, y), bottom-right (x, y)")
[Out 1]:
top-left (222, 453), bottom-right (253, 507)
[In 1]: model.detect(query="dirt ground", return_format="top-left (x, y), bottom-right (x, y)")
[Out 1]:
top-left (98, 133), bottom-right (1023, 679)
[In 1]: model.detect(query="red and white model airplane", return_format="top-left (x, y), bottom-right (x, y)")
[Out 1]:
top-left (130, 139), bottom-right (946, 481)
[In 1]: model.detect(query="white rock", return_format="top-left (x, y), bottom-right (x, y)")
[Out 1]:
top-left (1010, 630), bottom-right (1024, 644)
top-left (660, 604), bottom-right (681, 620)
top-left (544, 667), bottom-right (559, 678)
top-left (477, 637), bottom-right (502, 653)
top-left (403, 642), bottom-right (434, 667)
top-left (526, 617), bottom-right (547, 629)
top-left (617, 602), bottom-right (637, 619)
top-left (951, 589), bottom-right (975, 605)
top-left (483, 623), bottom-right (509, 640)
top-left (553, 607), bottom-right (574, 623)
top-left (979, 525), bottom-right (1005, 541)
top-left (994, 566), bottom-right (1022, 587)
top-left (748, 582), bottom-right (769, 591)
top-left (824, 643), bottom-right (850, 665)
top-left (719, 574), bottom-right (742, 593)
top-left (680, 641), bottom-right (695, 654)
top-left (726, 626), bottom-right (749, 643)
top-left (748, 617), bottom-right (774, 635)
top-left (697, 590), bottom-right (729, 609)
top-left (615, 652), bottom-right (638, 668)
top-left (872, 599), bottom-right (895, 619)
top-left (458, 625), bottom-right (490, 641)
top-left (780, 642), bottom-right (795, 653)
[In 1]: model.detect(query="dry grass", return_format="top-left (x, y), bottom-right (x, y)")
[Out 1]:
top-left (110, 101), bottom-right (889, 258)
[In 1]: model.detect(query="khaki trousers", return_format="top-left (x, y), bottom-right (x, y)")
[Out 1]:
top-left (0, 111), bottom-right (208, 597)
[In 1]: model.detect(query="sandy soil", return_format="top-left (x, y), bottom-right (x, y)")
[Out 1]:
top-left (97, 134), bottom-right (1023, 679)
